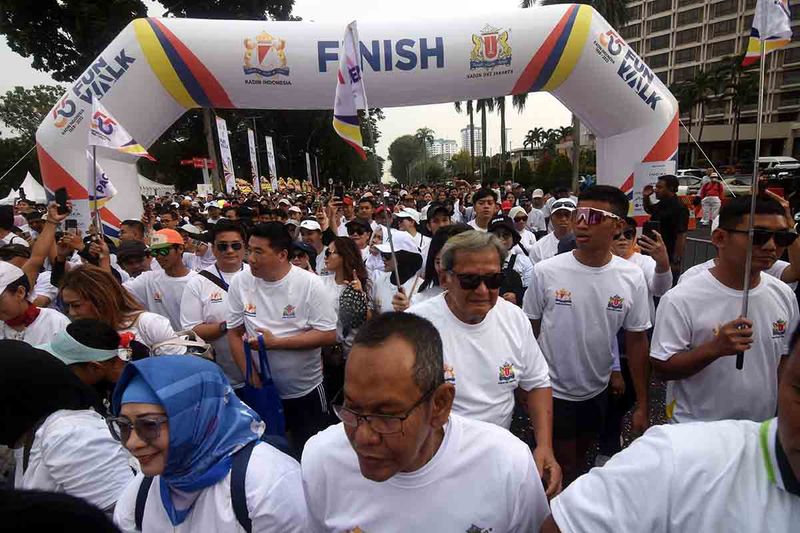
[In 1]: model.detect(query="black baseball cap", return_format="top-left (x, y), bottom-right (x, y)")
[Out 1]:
top-left (116, 240), bottom-right (149, 262)
top-left (488, 215), bottom-right (521, 245)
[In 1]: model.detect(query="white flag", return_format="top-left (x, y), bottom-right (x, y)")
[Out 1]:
top-left (86, 150), bottom-right (118, 209)
top-left (88, 100), bottom-right (155, 160)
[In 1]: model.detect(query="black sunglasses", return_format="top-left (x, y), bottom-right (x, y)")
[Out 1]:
top-left (215, 242), bottom-right (244, 252)
top-left (614, 228), bottom-right (637, 240)
top-left (514, 216), bottom-right (528, 222)
top-left (107, 415), bottom-right (168, 445)
top-left (348, 230), bottom-right (367, 237)
top-left (448, 271), bottom-right (506, 290)
top-left (722, 228), bottom-right (799, 247)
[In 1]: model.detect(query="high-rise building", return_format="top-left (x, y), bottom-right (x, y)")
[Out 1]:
top-left (620, 0), bottom-right (800, 163)
top-left (460, 126), bottom-right (483, 157)
top-left (428, 138), bottom-right (459, 159)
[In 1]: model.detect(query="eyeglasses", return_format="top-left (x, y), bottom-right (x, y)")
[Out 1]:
top-left (149, 247), bottom-right (173, 257)
top-left (571, 207), bottom-right (621, 225)
top-left (331, 387), bottom-right (436, 435)
top-left (348, 230), bottom-right (367, 237)
top-left (722, 228), bottom-right (799, 247)
top-left (215, 242), bottom-right (243, 252)
top-left (325, 249), bottom-right (336, 258)
top-left (614, 228), bottom-right (637, 240)
top-left (448, 271), bottom-right (506, 290)
top-left (514, 216), bottom-right (528, 222)
top-left (107, 415), bottom-right (168, 444)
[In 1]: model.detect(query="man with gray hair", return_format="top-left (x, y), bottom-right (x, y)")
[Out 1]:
top-left (301, 312), bottom-right (550, 531)
top-left (408, 230), bottom-right (561, 497)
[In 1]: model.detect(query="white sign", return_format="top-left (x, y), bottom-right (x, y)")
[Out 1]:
top-left (215, 117), bottom-right (236, 193)
top-left (632, 161), bottom-right (676, 217)
top-left (264, 135), bottom-right (278, 180)
top-left (247, 128), bottom-right (260, 194)
top-left (197, 183), bottom-right (213, 197)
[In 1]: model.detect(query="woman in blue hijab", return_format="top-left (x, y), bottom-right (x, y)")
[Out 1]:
top-left (109, 356), bottom-right (308, 532)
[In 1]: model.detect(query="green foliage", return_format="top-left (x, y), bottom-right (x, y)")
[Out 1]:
top-left (516, 158), bottom-right (534, 186)
top-left (0, 85), bottom-right (64, 143)
top-left (0, 0), bottom-right (148, 82)
top-left (533, 152), bottom-right (553, 186)
top-left (450, 150), bottom-right (472, 176)
top-left (0, 137), bottom-right (36, 196)
top-left (388, 135), bottom-right (423, 184)
top-left (548, 154), bottom-right (573, 186)
top-left (157, 0), bottom-right (294, 20)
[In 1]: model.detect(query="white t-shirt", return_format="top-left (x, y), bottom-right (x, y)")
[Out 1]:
top-left (409, 232), bottom-right (432, 273)
top-left (518, 228), bottom-right (537, 252)
top-left (523, 252), bottom-right (651, 400)
top-left (227, 266), bottom-right (337, 399)
top-left (370, 271), bottom-right (422, 314)
top-left (118, 311), bottom-right (183, 355)
top-left (409, 294), bottom-right (550, 428)
top-left (181, 265), bottom-right (249, 386)
top-left (0, 233), bottom-right (29, 247)
top-left (506, 248), bottom-right (534, 288)
top-left (301, 414), bottom-right (550, 533)
top-left (650, 269), bottom-right (798, 423)
top-left (114, 442), bottom-right (309, 532)
top-left (32, 270), bottom-right (59, 307)
top-left (14, 409), bottom-right (134, 511)
top-left (680, 257), bottom-right (798, 291)
top-left (467, 219), bottom-right (488, 232)
top-left (526, 208), bottom-right (547, 233)
top-left (0, 307), bottom-right (70, 345)
top-left (124, 269), bottom-right (197, 331)
top-left (550, 418), bottom-right (800, 532)
top-left (528, 231), bottom-right (560, 264)
top-left (625, 251), bottom-right (674, 321)
top-left (412, 284), bottom-right (444, 305)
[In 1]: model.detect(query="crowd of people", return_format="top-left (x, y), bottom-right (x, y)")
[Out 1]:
top-left (0, 175), bottom-right (798, 531)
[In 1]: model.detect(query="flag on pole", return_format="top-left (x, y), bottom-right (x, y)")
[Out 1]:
top-left (742, 0), bottom-right (792, 66)
top-left (333, 21), bottom-right (367, 160)
top-left (88, 100), bottom-right (155, 161)
top-left (86, 150), bottom-right (118, 210)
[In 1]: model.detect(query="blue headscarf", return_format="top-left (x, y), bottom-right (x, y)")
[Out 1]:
top-left (112, 356), bottom-right (264, 525)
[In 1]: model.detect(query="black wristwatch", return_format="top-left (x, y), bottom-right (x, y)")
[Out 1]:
top-left (219, 322), bottom-right (228, 334)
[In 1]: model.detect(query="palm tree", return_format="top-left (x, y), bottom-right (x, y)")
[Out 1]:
top-left (414, 127), bottom-right (435, 182)
top-left (454, 100), bottom-right (476, 176)
top-left (670, 80), bottom-right (698, 164)
top-left (728, 72), bottom-right (759, 166)
top-left (476, 98), bottom-right (495, 179)
top-left (495, 96), bottom-right (508, 180)
top-left (524, 127), bottom-right (545, 149)
top-left (690, 69), bottom-right (719, 166)
top-left (524, 0), bottom-right (629, 189)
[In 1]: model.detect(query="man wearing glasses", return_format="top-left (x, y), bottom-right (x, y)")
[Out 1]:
top-left (181, 220), bottom-right (248, 389)
top-left (528, 199), bottom-right (575, 265)
top-left (408, 230), bottom-right (560, 496)
top-left (523, 186), bottom-right (652, 486)
top-left (301, 312), bottom-right (550, 532)
top-left (650, 196), bottom-right (800, 424)
top-left (123, 228), bottom-right (196, 332)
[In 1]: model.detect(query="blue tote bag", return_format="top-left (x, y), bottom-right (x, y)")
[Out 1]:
top-left (242, 334), bottom-right (286, 438)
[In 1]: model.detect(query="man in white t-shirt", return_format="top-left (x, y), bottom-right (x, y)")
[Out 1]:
top-left (527, 189), bottom-right (548, 233)
top-left (227, 222), bottom-right (337, 454)
top-left (529, 198), bottom-right (574, 264)
top-left (123, 229), bottom-right (196, 332)
top-left (302, 312), bottom-right (550, 532)
top-left (181, 220), bottom-right (248, 388)
top-left (299, 219), bottom-right (328, 275)
top-left (408, 231), bottom-right (561, 497)
top-left (523, 185), bottom-right (651, 485)
top-left (543, 333), bottom-right (800, 532)
top-left (466, 188), bottom-right (498, 232)
top-left (650, 196), bottom-right (800, 424)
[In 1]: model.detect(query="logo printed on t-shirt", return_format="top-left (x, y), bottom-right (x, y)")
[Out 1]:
top-left (466, 525), bottom-right (493, 533)
top-left (554, 288), bottom-right (572, 306)
top-left (772, 319), bottom-right (788, 338)
top-left (153, 291), bottom-right (162, 302)
top-left (345, 528), bottom-right (364, 533)
top-left (607, 294), bottom-right (624, 312)
top-left (282, 304), bottom-right (296, 319)
top-left (498, 361), bottom-right (516, 384)
top-left (209, 291), bottom-right (223, 303)
top-left (244, 303), bottom-right (257, 316)
top-left (444, 363), bottom-right (456, 384)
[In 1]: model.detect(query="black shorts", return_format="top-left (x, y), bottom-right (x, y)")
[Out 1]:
top-left (282, 383), bottom-right (330, 454)
top-left (553, 388), bottom-right (609, 440)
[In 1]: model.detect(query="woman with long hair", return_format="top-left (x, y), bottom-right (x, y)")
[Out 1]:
top-left (58, 265), bottom-right (181, 356)
top-left (415, 224), bottom-right (472, 304)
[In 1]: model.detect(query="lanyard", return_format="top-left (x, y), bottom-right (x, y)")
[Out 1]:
top-left (214, 264), bottom-right (242, 291)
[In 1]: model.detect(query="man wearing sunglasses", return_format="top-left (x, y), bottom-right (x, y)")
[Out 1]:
top-left (650, 196), bottom-right (800, 425)
top-left (180, 220), bottom-right (248, 389)
top-left (523, 185), bottom-right (652, 486)
top-left (123, 229), bottom-right (196, 332)
top-left (528, 198), bottom-right (575, 264)
top-left (302, 312), bottom-right (550, 531)
top-left (409, 231), bottom-right (560, 497)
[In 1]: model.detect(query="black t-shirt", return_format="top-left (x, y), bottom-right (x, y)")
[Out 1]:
top-left (649, 195), bottom-right (689, 261)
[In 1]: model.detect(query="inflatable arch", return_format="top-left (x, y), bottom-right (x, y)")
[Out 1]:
top-left (36, 5), bottom-right (678, 235)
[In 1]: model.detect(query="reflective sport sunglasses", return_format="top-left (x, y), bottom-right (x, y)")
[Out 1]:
top-left (722, 228), bottom-right (799, 247)
top-left (215, 242), bottom-right (243, 252)
top-left (448, 271), bottom-right (505, 290)
top-left (571, 207), bottom-right (621, 225)
top-left (149, 247), bottom-right (172, 257)
top-left (614, 228), bottom-right (637, 240)
top-left (107, 415), bottom-right (168, 444)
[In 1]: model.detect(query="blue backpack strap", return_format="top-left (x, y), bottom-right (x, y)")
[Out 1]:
top-left (134, 476), bottom-right (154, 531)
top-left (231, 440), bottom-right (258, 533)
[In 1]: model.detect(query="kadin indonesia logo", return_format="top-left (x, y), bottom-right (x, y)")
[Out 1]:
top-left (243, 31), bottom-right (292, 86)
top-left (607, 294), bottom-right (625, 312)
top-left (772, 319), bottom-right (788, 338)
top-left (593, 29), bottom-right (626, 65)
top-left (467, 24), bottom-right (512, 80)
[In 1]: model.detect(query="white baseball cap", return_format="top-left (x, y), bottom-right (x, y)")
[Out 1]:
top-left (278, 198), bottom-right (291, 206)
top-left (299, 219), bottom-right (321, 232)
top-left (395, 208), bottom-right (420, 224)
top-left (375, 230), bottom-right (421, 255)
top-left (0, 262), bottom-right (25, 294)
top-left (179, 223), bottom-right (203, 235)
top-left (532, 188), bottom-right (544, 198)
top-left (288, 206), bottom-right (302, 214)
top-left (551, 198), bottom-right (577, 213)
top-left (508, 206), bottom-right (528, 220)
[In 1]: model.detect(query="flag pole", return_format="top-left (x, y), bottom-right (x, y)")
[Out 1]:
top-left (737, 40), bottom-right (767, 371)
top-left (92, 145), bottom-right (101, 235)
top-left (349, 22), bottom-right (402, 289)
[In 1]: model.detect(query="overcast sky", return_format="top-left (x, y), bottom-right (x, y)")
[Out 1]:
top-left (0, 0), bottom-right (571, 161)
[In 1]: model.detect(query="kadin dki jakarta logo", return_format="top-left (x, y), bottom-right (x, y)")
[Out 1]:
top-left (243, 31), bottom-right (292, 85)
top-left (467, 24), bottom-right (512, 79)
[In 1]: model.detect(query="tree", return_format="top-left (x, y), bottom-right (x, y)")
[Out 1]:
top-left (0, 0), bottom-right (148, 82)
top-left (524, 128), bottom-right (544, 149)
top-left (549, 154), bottom-right (573, 187)
top-left (476, 98), bottom-right (495, 178)
top-left (516, 157), bottom-right (534, 186)
top-left (670, 80), bottom-right (699, 164)
top-left (157, 0), bottom-right (294, 20)
top-left (728, 73), bottom-right (759, 166)
top-left (690, 69), bottom-right (721, 165)
top-left (495, 96), bottom-right (508, 180)
top-left (0, 137), bottom-right (35, 195)
top-left (450, 150), bottom-right (472, 176)
top-left (0, 85), bottom-right (63, 143)
top-left (414, 127), bottom-right (435, 181)
top-left (388, 135), bottom-right (423, 184)
top-left (454, 100), bottom-right (476, 175)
